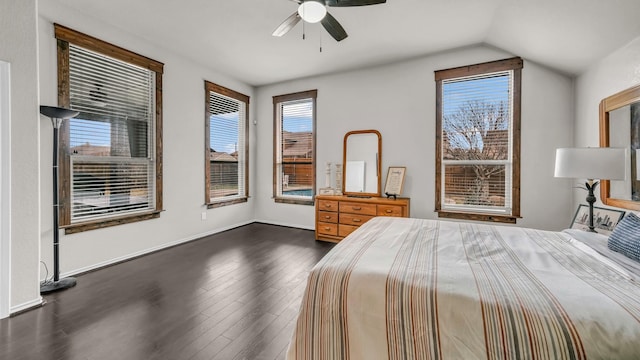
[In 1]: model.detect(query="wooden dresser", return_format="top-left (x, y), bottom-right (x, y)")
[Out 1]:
top-left (315, 195), bottom-right (410, 242)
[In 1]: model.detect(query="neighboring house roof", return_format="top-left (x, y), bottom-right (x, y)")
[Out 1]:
top-left (282, 131), bottom-right (312, 158)
top-left (443, 129), bottom-right (508, 160)
top-left (210, 149), bottom-right (238, 162)
top-left (70, 143), bottom-right (111, 156)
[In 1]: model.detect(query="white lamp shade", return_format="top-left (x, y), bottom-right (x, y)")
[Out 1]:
top-left (554, 147), bottom-right (626, 180)
top-left (298, 1), bottom-right (327, 23)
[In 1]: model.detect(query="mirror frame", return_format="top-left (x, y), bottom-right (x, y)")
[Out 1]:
top-left (599, 83), bottom-right (640, 211)
top-left (342, 129), bottom-right (382, 197)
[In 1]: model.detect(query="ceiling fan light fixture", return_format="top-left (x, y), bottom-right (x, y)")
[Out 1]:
top-left (298, 1), bottom-right (327, 23)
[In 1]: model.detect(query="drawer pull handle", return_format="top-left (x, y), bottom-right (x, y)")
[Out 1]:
top-left (324, 227), bottom-right (331, 231)
top-left (324, 216), bottom-right (331, 219)
top-left (352, 206), bottom-right (362, 210)
top-left (353, 218), bottom-right (361, 223)
top-left (385, 209), bottom-right (393, 213)
top-left (325, 204), bottom-right (332, 208)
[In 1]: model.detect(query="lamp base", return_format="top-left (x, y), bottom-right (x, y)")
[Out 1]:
top-left (40, 277), bottom-right (77, 294)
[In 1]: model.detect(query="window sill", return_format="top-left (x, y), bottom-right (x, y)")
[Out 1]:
top-left (63, 210), bottom-right (161, 234)
top-left (437, 210), bottom-right (518, 224)
top-left (207, 197), bottom-right (248, 209)
top-left (274, 197), bottom-right (314, 206)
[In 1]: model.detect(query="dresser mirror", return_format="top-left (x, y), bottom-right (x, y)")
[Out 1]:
top-left (343, 130), bottom-right (381, 197)
top-left (599, 84), bottom-right (640, 211)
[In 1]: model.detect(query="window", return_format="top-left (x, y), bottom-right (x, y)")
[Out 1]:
top-left (205, 81), bottom-right (249, 208)
top-left (55, 24), bottom-right (163, 233)
top-left (435, 57), bottom-right (522, 223)
top-left (273, 90), bottom-right (317, 205)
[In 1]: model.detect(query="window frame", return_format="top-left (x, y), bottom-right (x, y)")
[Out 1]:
top-left (434, 57), bottom-right (522, 224)
top-left (55, 24), bottom-right (164, 234)
top-left (204, 81), bottom-right (250, 208)
top-left (273, 90), bottom-right (317, 206)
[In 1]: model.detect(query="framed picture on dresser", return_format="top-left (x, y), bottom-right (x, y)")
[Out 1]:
top-left (570, 204), bottom-right (625, 236)
top-left (384, 166), bottom-right (406, 196)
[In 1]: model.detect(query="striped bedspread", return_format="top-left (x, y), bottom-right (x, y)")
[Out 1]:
top-left (287, 217), bottom-right (640, 359)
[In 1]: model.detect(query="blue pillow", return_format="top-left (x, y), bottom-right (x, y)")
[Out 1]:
top-left (608, 212), bottom-right (640, 262)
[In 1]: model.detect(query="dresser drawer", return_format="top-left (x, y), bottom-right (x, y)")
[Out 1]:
top-left (338, 224), bottom-right (359, 237)
top-left (339, 202), bottom-right (377, 215)
top-left (377, 204), bottom-right (404, 217)
top-left (318, 211), bottom-right (338, 223)
top-left (317, 222), bottom-right (338, 236)
top-left (339, 213), bottom-right (375, 226)
top-left (318, 200), bottom-right (339, 212)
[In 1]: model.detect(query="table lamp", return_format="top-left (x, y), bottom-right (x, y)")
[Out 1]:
top-left (555, 147), bottom-right (626, 232)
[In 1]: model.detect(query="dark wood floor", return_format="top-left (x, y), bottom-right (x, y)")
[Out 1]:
top-left (0, 223), bottom-right (334, 360)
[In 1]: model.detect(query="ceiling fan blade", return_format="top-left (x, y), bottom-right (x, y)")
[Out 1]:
top-left (272, 11), bottom-right (302, 37)
top-left (326, 0), bottom-right (386, 7)
top-left (321, 12), bottom-right (348, 42)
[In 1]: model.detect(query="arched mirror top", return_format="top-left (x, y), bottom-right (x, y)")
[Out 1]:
top-left (343, 130), bottom-right (382, 197)
top-left (600, 83), bottom-right (640, 211)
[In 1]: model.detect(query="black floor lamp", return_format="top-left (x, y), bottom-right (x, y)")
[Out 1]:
top-left (40, 105), bottom-right (79, 294)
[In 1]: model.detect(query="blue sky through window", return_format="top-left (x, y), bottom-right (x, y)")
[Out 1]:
top-left (282, 99), bottom-right (313, 132)
top-left (443, 73), bottom-right (510, 118)
top-left (210, 112), bottom-right (240, 154)
top-left (442, 73), bottom-right (511, 151)
top-left (70, 118), bottom-right (111, 147)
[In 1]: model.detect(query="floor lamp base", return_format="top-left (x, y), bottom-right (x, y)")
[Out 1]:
top-left (40, 277), bottom-right (77, 294)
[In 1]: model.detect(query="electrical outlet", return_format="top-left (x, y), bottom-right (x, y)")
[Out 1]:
top-left (201, 212), bottom-right (207, 221)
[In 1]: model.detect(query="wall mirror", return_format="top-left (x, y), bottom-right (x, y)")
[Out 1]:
top-left (600, 84), bottom-right (640, 211)
top-left (343, 130), bottom-right (381, 197)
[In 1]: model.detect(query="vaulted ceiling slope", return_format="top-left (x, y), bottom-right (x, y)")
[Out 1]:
top-left (53, 0), bottom-right (640, 86)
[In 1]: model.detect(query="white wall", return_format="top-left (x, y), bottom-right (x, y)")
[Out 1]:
top-left (0, 60), bottom-right (10, 319)
top-left (576, 36), bottom-right (640, 148)
top-left (574, 35), bottom-right (640, 210)
top-left (255, 45), bottom-right (575, 231)
top-left (0, 0), bottom-right (43, 313)
top-left (38, 1), bottom-right (256, 277)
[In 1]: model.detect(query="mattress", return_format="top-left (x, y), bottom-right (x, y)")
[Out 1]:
top-left (287, 217), bottom-right (640, 359)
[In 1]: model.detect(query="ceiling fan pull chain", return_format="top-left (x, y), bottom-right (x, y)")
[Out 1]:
top-left (303, 19), bottom-right (306, 40)
top-left (319, 28), bottom-right (323, 52)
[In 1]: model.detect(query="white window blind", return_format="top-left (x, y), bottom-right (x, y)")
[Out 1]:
top-left (441, 71), bottom-right (513, 214)
top-left (276, 98), bottom-right (314, 200)
top-left (68, 44), bottom-right (156, 222)
top-left (208, 91), bottom-right (246, 202)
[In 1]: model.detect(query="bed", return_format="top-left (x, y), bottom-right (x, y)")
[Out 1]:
top-left (287, 217), bottom-right (640, 359)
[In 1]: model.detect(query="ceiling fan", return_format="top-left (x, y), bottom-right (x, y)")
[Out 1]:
top-left (272, 0), bottom-right (386, 42)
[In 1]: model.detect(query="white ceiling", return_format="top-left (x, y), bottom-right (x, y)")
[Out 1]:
top-left (54, 0), bottom-right (640, 86)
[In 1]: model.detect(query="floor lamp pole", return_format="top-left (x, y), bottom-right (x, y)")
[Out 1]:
top-left (52, 123), bottom-right (61, 282)
top-left (40, 106), bottom-right (79, 294)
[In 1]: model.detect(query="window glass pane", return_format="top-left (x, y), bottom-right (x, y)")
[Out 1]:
top-left (69, 46), bottom-right (152, 159)
top-left (69, 119), bottom-right (111, 155)
top-left (71, 159), bottom-right (152, 221)
top-left (280, 99), bottom-right (313, 199)
top-left (209, 91), bottom-right (246, 202)
top-left (441, 72), bottom-right (512, 213)
top-left (443, 164), bottom-right (506, 208)
top-left (68, 44), bottom-right (155, 222)
top-left (443, 73), bottom-right (510, 161)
